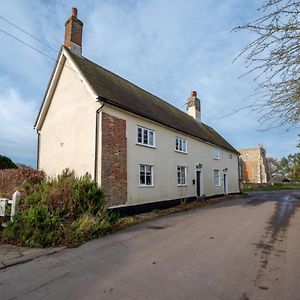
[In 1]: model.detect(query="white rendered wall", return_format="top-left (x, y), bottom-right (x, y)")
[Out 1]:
top-left (39, 57), bottom-right (99, 178)
top-left (102, 104), bottom-right (240, 205)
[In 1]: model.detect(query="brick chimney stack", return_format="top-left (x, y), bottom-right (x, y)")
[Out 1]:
top-left (64, 7), bottom-right (83, 56)
top-left (187, 91), bottom-right (201, 122)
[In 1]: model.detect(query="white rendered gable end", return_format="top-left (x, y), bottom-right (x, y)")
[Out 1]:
top-left (34, 47), bottom-right (98, 130)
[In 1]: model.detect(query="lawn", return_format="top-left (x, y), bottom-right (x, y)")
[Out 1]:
top-left (241, 183), bottom-right (300, 192)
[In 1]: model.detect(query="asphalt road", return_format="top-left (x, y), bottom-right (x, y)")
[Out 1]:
top-left (1, 190), bottom-right (300, 300)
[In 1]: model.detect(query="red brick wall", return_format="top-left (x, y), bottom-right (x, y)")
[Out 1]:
top-left (64, 16), bottom-right (83, 48)
top-left (101, 112), bottom-right (127, 206)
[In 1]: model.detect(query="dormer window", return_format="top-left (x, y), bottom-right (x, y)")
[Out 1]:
top-left (175, 137), bottom-right (187, 153)
top-left (136, 126), bottom-right (155, 147)
top-left (213, 148), bottom-right (220, 160)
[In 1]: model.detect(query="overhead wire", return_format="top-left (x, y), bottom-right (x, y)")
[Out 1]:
top-left (0, 28), bottom-right (55, 61)
top-left (0, 15), bottom-right (58, 53)
top-left (0, 14), bottom-right (84, 75)
top-left (0, 27), bottom-right (81, 75)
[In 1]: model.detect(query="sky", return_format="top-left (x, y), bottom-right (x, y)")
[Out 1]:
top-left (0, 0), bottom-right (299, 167)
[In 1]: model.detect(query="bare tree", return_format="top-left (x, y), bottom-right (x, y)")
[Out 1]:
top-left (234, 0), bottom-right (300, 128)
top-left (266, 156), bottom-right (279, 180)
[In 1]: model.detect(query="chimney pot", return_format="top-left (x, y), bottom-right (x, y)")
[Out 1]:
top-left (72, 7), bottom-right (78, 18)
top-left (191, 91), bottom-right (197, 97)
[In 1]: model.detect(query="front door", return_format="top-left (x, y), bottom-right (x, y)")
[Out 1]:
top-left (196, 170), bottom-right (201, 197)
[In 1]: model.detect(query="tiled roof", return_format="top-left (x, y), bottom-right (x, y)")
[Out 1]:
top-left (67, 48), bottom-right (238, 154)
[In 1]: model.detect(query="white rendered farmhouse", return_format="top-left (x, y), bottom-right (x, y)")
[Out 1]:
top-left (35, 8), bottom-right (240, 209)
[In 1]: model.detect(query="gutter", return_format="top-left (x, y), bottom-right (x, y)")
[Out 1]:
top-left (94, 99), bottom-right (104, 182)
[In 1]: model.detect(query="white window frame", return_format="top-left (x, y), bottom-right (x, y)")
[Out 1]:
top-left (213, 169), bottom-right (221, 186)
top-left (175, 137), bottom-right (187, 153)
top-left (136, 126), bottom-right (155, 148)
top-left (139, 164), bottom-right (154, 187)
top-left (177, 165), bottom-right (187, 186)
top-left (213, 148), bottom-right (220, 160)
top-left (229, 153), bottom-right (233, 159)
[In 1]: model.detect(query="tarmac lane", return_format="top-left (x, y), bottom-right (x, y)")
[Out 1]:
top-left (1, 190), bottom-right (300, 300)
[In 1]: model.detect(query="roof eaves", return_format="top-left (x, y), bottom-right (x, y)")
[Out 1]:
top-left (34, 47), bottom-right (63, 128)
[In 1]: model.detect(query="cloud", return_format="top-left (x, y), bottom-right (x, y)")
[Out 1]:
top-left (0, 0), bottom-right (298, 167)
top-left (0, 79), bottom-right (37, 165)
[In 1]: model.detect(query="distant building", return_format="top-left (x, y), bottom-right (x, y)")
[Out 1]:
top-left (239, 145), bottom-right (269, 183)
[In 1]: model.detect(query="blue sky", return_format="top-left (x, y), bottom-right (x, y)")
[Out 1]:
top-left (0, 0), bottom-right (298, 167)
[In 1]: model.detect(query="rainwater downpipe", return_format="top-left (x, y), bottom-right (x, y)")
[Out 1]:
top-left (94, 100), bottom-right (104, 183)
top-left (36, 129), bottom-right (41, 170)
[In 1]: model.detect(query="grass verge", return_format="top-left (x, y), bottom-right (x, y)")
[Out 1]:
top-left (241, 183), bottom-right (300, 192)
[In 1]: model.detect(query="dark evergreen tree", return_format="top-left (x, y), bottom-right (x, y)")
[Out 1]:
top-left (0, 155), bottom-right (18, 170)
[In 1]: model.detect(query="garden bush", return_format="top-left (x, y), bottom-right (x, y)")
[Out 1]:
top-left (0, 166), bottom-right (44, 198)
top-left (1, 169), bottom-right (118, 247)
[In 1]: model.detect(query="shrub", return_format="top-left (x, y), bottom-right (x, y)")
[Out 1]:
top-left (1, 169), bottom-right (118, 247)
top-left (0, 166), bottom-right (44, 198)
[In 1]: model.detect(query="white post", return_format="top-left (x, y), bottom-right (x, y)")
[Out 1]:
top-left (11, 191), bottom-right (21, 221)
top-left (0, 198), bottom-right (8, 217)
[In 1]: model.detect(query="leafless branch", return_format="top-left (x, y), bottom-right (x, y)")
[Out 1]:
top-left (233, 0), bottom-right (300, 128)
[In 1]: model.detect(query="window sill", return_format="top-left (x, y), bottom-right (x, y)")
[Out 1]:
top-left (175, 150), bottom-right (188, 155)
top-left (177, 184), bottom-right (188, 187)
top-left (136, 143), bottom-right (156, 149)
top-left (213, 157), bottom-right (220, 160)
top-left (138, 185), bottom-right (154, 188)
